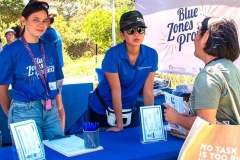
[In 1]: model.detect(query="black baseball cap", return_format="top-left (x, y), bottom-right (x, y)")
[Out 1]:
top-left (120, 10), bottom-right (147, 31)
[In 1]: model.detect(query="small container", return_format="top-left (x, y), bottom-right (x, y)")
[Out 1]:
top-left (83, 129), bottom-right (99, 148)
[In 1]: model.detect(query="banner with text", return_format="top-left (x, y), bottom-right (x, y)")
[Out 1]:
top-left (135, 0), bottom-right (240, 75)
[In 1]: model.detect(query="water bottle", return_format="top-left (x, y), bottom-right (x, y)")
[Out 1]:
top-left (0, 130), bottom-right (2, 148)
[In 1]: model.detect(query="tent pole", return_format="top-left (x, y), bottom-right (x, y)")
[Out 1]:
top-left (111, 0), bottom-right (116, 46)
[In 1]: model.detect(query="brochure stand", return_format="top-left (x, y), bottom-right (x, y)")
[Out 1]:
top-left (139, 105), bottom-right (167, 143)
top-left (10, 120), bottom-right (45, 160)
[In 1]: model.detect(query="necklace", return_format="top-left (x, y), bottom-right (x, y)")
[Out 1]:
top-left (130, 61), bottom-right (135, 66)
top-left (128, 52), bottom-right (139, 67)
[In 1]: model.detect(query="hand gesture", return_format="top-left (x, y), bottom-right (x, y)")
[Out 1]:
top-left (163, 103), bottom-right (181, 124)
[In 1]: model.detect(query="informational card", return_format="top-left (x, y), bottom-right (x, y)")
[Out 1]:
top-left (10, 120), bottom-right (45, 160)
top-left (140, 105), bottom-right (166, 143)
top-left (164, 92), bottom-right (188, 135)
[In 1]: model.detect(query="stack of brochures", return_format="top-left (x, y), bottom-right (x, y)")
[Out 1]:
top-left (164, 92), bottom-right (189, 138)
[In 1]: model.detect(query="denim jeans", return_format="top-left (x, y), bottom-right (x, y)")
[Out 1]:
top-left (8, 99), bottom-right (63, 142)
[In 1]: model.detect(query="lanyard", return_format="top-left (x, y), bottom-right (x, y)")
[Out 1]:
top-left (21, 36), bottom-right (50, 99)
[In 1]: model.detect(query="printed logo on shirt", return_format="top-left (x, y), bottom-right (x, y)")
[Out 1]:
top-left (137, 66), bottom-right (152, 70)
top-left (49, 82), bottom-right (57, 90)
top-left (25, 57), bottom-right (55, 81)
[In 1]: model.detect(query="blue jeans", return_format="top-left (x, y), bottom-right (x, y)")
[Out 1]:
top-left (8, 99), bottom-right (63, 142)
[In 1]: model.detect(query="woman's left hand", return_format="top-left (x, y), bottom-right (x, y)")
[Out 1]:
top-left (163, 103), bottom-right (181, 124)
top-left (106, 126), bottom-right (123, 132)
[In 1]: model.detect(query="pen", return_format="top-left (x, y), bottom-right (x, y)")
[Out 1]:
top-left (83, 122), bottom-right (99, 131)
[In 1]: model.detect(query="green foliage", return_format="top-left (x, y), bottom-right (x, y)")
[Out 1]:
top-left (62, 55), bottom-right (196, 89)
top-left (0, 0), bottom-right (24, 44)
top-left (50, 0), bottom-right (81, 21)
top-left (81, 0), bottom-right (134, 54)
top-left (0, 0), bottom-right (25, 25)
top-left (51, 0), bottom-right (103, 21)
top-left (62, 55), bottom-right (104, 80)
top-left (81, 9), bottom-right (112, 54)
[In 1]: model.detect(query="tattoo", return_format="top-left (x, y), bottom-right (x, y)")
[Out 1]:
top-left (56, 79), bottom-right (63, 94)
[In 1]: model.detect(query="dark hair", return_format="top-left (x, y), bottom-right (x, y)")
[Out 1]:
top-left (200, 17), bottom-right (240, 61)
top-left (20, 2), bottom-right (49, 37)
top-left (49, 17), bottom-right (54, 25)
top-left (11, 25), bottom-right (23, 39)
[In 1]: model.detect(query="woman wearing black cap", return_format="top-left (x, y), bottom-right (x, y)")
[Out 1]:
top-left (88, 10), bottom-right (158, 132)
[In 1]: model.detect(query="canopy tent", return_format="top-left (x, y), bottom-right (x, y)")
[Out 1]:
top-left (134, 0), bottom-right (240, 75)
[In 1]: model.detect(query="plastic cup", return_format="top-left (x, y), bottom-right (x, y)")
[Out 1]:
top-left (83, 129), bottom-right (99, 148)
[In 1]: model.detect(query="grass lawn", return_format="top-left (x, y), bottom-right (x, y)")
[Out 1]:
top-left (63, 54), bottom-right (196, 88)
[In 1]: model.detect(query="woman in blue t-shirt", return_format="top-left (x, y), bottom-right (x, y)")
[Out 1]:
top-left (88, 10), bottom-right (158, 132)
top-left (0, 0), bottom-right (65, 140)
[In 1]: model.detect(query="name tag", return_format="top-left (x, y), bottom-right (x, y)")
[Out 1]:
top-left (45, 99), bottom-right (52, 110)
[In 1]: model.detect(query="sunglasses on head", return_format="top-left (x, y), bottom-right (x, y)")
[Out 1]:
top-left (198, 17), bottom-right (211, 35)
top-left (27, 0), bottom-right (49, 9)
top-left (126, 27), bottom-right (145, 35)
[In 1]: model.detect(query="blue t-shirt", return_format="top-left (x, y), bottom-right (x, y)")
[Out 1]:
top-left (41, 28), bottom-right (64, 67)
top-left (0, 39), bottom-right (64, 102)
top-left (89, 42), bottom-right (158, 114)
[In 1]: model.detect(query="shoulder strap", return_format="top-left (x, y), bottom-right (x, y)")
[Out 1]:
top-left (215, 66), bottom-right (240, 124)
top-left (95, 88), bottom-right (132, 114)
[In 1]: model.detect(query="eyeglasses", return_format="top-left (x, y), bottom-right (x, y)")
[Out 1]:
top-left (27, 0), bottom-right (49, 10)
top-left (126, 27), bottom-right (145, 35)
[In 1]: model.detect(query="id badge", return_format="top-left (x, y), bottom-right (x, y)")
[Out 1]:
top-left (45, 99), bottom-right (52, 110)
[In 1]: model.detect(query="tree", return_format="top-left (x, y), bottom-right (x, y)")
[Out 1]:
top-left (0, 0), bottom-right (25, 26)
top-left (81, 0), bottom-right (134, 54)
top-left (50, 0), bottom-right (103, 21)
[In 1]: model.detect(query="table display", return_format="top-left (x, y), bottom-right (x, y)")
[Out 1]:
top-left (0, 126), bottom-right (184, 160)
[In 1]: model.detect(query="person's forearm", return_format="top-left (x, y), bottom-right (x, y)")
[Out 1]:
top-left (176, 114), bottom-right (196, 130)
top-left (58, 106), bottom-right (66, 131)
top-left (112, 92), bottom-right (123, 129)
top-left (143, 90), bottom-right (154, 106)
top-left (55, 94), bottom-right (65, 131)
top-left (0, 94), bottom-right (11, 116)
